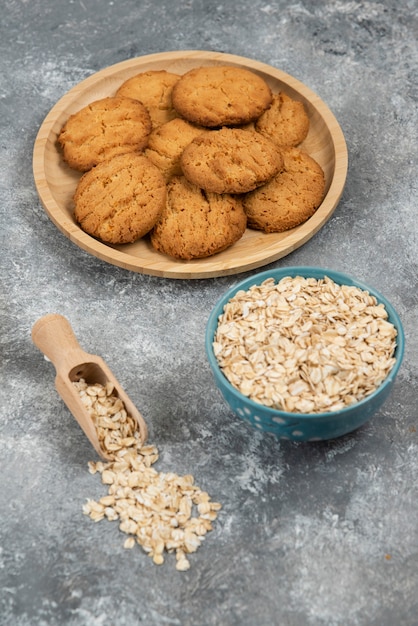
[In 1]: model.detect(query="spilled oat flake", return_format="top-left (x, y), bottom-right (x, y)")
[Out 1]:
top-left (74, 379), bottom-right (221, 571)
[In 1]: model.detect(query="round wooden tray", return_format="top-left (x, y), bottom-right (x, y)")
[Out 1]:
top-left (33, 50), bottom-right (348, 280)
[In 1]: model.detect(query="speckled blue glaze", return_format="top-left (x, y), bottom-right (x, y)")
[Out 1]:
top-left (206, 267), bottom-right (405, 441)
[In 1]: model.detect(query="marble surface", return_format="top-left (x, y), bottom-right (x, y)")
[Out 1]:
top-left (1, 1), bottom-right (417, 624)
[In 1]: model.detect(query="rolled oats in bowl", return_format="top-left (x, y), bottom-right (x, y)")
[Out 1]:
top-left (205, 267), bottom-right (405, 441)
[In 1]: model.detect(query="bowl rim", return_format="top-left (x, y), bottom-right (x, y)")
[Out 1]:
top-left (205, 265), bottom-right (405, 420)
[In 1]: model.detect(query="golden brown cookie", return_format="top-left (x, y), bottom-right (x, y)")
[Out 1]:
top-left (255, 92), bottom-right (310, 148)
top-left (58, 96), bottom-right (152, 172)
top-left (171, 65), bottom-right (272, 128)
top-left (73, 153), bottom-right (166, 244)
top-left (180, 128), bottom-right (283, 194)
top-left (150, 176), bottom-right (247, 260)
top-left (242, 147), bottom-right (325, 232)
top-left (116, 70), bottom-right (180, 129)
top-left (144, 118), bottom-right (208, 182)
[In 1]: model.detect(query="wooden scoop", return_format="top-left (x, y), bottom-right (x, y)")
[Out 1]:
top-left (31, 313), bottom-right (148, 460)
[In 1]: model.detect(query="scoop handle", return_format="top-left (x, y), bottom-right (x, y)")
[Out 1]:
top-left (31, 313), bottom-right (92, 374)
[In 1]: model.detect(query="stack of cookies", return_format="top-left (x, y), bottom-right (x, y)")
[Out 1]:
top-left (58, 65), bottom-right (325, 260)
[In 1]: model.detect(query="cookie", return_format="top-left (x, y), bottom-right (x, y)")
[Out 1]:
top-left (255, 92), bottom-right (310, 147)
top-left (116, 70), bottom-right (180, 129)
top-left (180, 128), bottom-right (283, 194)
top-left (171, 65), bottom-right (272, 128)
top-left (73, 153), bottom-right (166, 244)
top-left (144, 118), bottom-right (208, 182)
top-left (242, 147), bottom-right (325, 233)
top-left (150, 176), bottom-right (247, 260)
top-left (58, 96), bottom-right (152, 172)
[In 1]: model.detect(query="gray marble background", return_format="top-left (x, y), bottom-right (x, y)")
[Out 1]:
top-left (1, 1), bottom-right (417, 625)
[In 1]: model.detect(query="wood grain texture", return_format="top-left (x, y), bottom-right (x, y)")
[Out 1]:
top-left (31, 314), bottom-right (148, 459)
top-left (33, 50), bottom-right (348, 279)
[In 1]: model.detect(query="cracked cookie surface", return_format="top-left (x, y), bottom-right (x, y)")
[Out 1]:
top-left (180, 128), bottom-right (283, 194)
top-left (116, 70), bottom-right (180, 130)
top-left (144, 118), bottom-right (208, 182)
top-left (150, 175), bottom-right (247, 259)
top-left (255, 92), bottom-right (310, 148)
top-left (171, 65), bottom-right (272, 127)
top-left (73, 152), bottom-right (166, 244)
top-left (58, 96), bottom-right (152, 172)
top-left (242, 147), bottom-right (325, 233)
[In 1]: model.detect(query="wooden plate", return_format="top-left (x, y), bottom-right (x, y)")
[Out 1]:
top-left (33, 50), bottom-right (348, 280)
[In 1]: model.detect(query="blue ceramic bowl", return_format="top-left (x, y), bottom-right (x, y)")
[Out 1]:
top-left (205, 267), bottom-right (405, 442)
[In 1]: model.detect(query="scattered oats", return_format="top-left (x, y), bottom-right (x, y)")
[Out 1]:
top-left (153, 553), bottom-right (165, 565)
top-left (175, 549), bottom-right (191, 571)
top-left (197, 501), bottom-right (211, 515)
top-left (74, 379), bottom-right (221, 571)
top-left (99, 495), bottom-right (115, 506)
top-left (104, 507), bottom-right (118, 521)
top-left (176, 557), bottom-right (191, 571)
top-left (101, 470), bottom-right (116, 485)
top-left (87, 461), bottom-right (98, 475)
top-left (214, 276), bottom-right (398, 413)
top-left (124, 537), bottom-right (136, 549)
